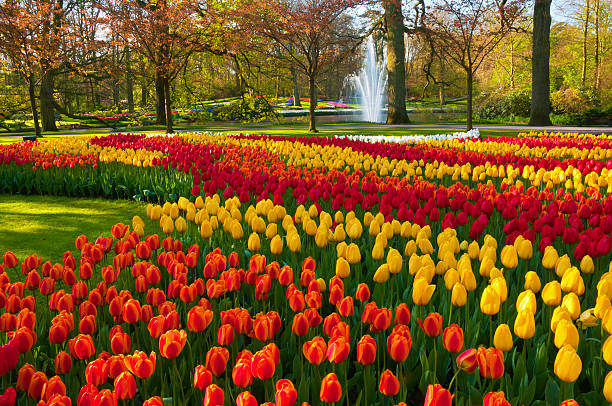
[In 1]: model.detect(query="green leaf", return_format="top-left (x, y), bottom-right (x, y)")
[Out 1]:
top-left (545, 379), bottom-right (560, 406)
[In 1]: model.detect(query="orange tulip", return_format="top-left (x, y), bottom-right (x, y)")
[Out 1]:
top-left (206, 346), bottom-right (230, 376)
top-left (418, 312), bottom-right (443, 337)
top-left (355, 283), bottom-right (371, 302)
top-left (193, 365), bottom-right (213, 390)
top-left (54, 351), bottom-right (72, 375)
top-left (159, 329), bottom-right (187, 359)
top-left (204, 384), bottom-right (224, 406)
top-left (483, 391), bottom-right (511, 406)
top-left (251, 350), bottom-right (276, 380)
top-left (424, 384), bottom-right (453, 406)
top-left (125, 351), bottom-right (156, 379)
top-left (292, 313), bottom-right (310, 337)
top-left (85, 358), bottom-right (109, 386)
top-left (110, 331), bottom-right (131, 355)
top-left (442, 324), bottom-right (464, 353)
top-left (27, 371), bottom-right (48, 400)
top-left (237, 391), bottom-right (258, 406)
top-left (456, 348), bottom-right (478, 373)
top-left (143, 396), bottom-right (164, 406)
top-left (275, 379), bottom-right (298, 406)
top-left (327, 336), bottom-right (350, 363)
top-left (356, 334), bottom-right (377, 366)
top-left (394, 303), bottom-right (411, 325)
top-left (217, 324), bottom-right (235, 346)
top-left (17, 363), bottom-right (35, 391)
top-left (187, 306), bottom-right (213, 332)
top-left (387, 331), bottom-right (412, 362)
top-left (232, 361), bottom-right (253, 388)
top-left (379, 369), bottom-right (400, 397)
top-left (114, 371), bottom-right (136, 400)
top-left (320, 373), bottom-right (342, 404)
top-left (477, 347), bottom-right (505, 380)
top-left (303, 336), bottom-right (327, 365)
top-left (69, 334), bottom-right (95, 360)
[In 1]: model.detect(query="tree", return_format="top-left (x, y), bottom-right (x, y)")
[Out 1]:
top-left (529, 0), bottom-right (552, 126)
top-left (244, 0), bottom-right (363, 132)
top-left (423, 0), bottom-right (526, 130)
top-left (0, 0), bottom-right (67, 137)
top-left (384, 0), bottom-right (409, 123)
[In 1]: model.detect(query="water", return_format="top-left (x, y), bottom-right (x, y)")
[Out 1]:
top-left (353, 37), bottom-right (387, 123)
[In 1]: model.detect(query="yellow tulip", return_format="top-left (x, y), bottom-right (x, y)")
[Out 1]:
top-left (604, 371), bottom-right (612, 402)
top-left (415, 265), bottom-right (435, 284)
top-left (580, 255), bottom-right (594, 274)
top-left (561, 293), bottom-right (581, 320)
top-left (346, 220), bottom-right (363, 239)
top-left (162, 201), bottom-right (172, 216)
top-left (200, 220), bottom-right (212, 238)
top-left (524, 271), bottom-right (541, 293)
top-left (373, 264), bottom-right (390, 283)
top-left (404, 240), bottom-right (417, 256)
top-left (479, 255), bottom-right (495, 278)
top-left (500, 245), bottom-right (518, 269)
top-left (315, 226), bottom-right (329, 248)
top-left (595, 294), bottom-right (611, 319)
top-left (334, 211), bottom-right (344, 224)
top-left (554, 319), bottom-right (579, 349)
top-left (451, 283), bottom-right (467, 307)
top-left (270, 235), bottom-right (283, 255)
top-left (335, 257), bottom-right (350, 279)
top-left (194, 196), bottom-right (204, 209)
top-left (494, 324), bottom-right (514, 352)
top-left (459, 240), bottom-right (468, 251)
top-left (369, 221), bottom-right (380, 237)
top-left (150, 205), bottom-right (162, 221)
top-left (491, 277), bottom-right (508, 303)
top-left (444, 268), bottom-right (459, 291)
top-left (542, 281), bottom-right (562, 306)
top-left (317, 278), bottom-right (327, 292)
top-left (467, 241), bottom-right (480, 259)
top-left (413, 277), bottom-right (435, 305)
top-left (551, 306), bottom-right (573, 333)
top-left (516, 290), bottom-right (537, 314)
top-left (251, 217), bottom-right (266, 234)
top-left (560, 267), bottom-right (582, 294)
top-left (542, 246), bottom-right (559, 269)
top-left (287, 232), bottom-right (301, 253)
top-left (514, 309), bottom-right (535, 340)
top-left (457, 254), bottom-right (472, 276)
top-left (346, 243), bottom-right (361, 264)
top-left (555, 254), bottom-right (572, 278)
top-left (480, 286), bottom-right (501, 315)
top-left (336, 241), bottom-right (347, 259)
top-left (303, 219), bottom-right (317, 236)
top-left (417, 238), bottom-right (433, 255)
top-left (461, 269), bottom-right (477, 292)
top-left (515, 238), bottom-right (533, 260)
top-left (554, 345), bottom-right (582, 383)
top-left (333, 224), bottom-right (346, 242)
top-left (576, 308), bottom-right (598, 329)
top-left (230, 221), bottom-right (243, 240)
top-left (248, 233), bottom-right (261, 252)
top-left (372, 242), bottom-right (385, 261)
top-left (387, 248), bottom-right (403, 274)
top-left (169, 203), bottom-right (179, 219)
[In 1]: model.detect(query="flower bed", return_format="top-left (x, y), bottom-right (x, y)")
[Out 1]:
top-left (0, 131), bottom-right (611, 405)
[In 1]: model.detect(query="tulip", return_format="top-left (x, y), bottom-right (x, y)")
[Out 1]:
top-left (456, 348), bottom-right (478, 373)
top-left (275, 379), bottom-right (297, 406)
top-left (387, 331), bottom-right (412, 362)
top-left (424, 384), bottom-right (453, 406)
top-left (327, 336), bottom-right (350, 363)
top-left (125, 351), bottom-right (156, 379)
top-left (320, 373), bottom-right (342, 404)
top-left (54, 351), bottom-right (72, 375)
top-left (335, 257), bottom-right (350, 278)
top-left (524, 271), bottom-right (541, 293)
top-left (355, 283), bottom-right (370, 302)
top-left (346, 243), bottom-right (361, 264)
top-left (379, 369), bottom-right (400, 397)
top-left (28, 371), bottom-right (48, 400)
top-left (580, 255), bottom-right (594, 274)
top-left (356, 334), bottom-right (377, 365)
top-left (303, 337), bottom-right (327, 365)
top-left (232, 361), bottom-right (253, 388)
top-left (555, 255), bottom-right (572, 278)
top-left (554, 345), bottom-right (582, 382)
top-left (542, 246), bottom-right (558, 269)
top-left (144, 396), bottom-right (164, 406)
top-left (500, 245), bottom-right (518, 269)
top-left (493, 324), bottom-right (513, 352)
top-left (206, 347), bottom-right (230, 376)
top-left (595, 295), bottom-right (611, 319)
top-left (413, 277), bottom-right (435, 305)
top-left (114, 371), bottom-right (136, 400)
top-left (516, 238), bottom-right (532, 260)
top-left (451, 283), bottom-right (467, 307)
top-left (194, 365), bottom-right (213, 390)
top-left (513, 310), bottom-right (535, 340)
top-left (480, 286), bottom-right (501, 315)
top-left (85, 358), bottom-right (109, 386)
top-left (477, 347), bottom-right (504, 380)
top-left (292, 313), bottom-right (310, 337)
top-left (483, 391), bottom-right (510, 406)
top-left (0, 388), bottom-right (16, 405)
top-left (555, 319), bottom-right (580, 350)
top-left (373, 264), bottom-right (390, 283)
top-left (604, 370), bottom-right (612, 402)
top-left (251, 351), bottom-right (275, 380)
top-left (394, 303), bottom-right (411, 325)
top-left (217, 324), bottom-right (235, 346)
top-left (542, 281), bottom-right (562, 306)
top-left (159, 329), bottom-right (187, 359)
top-left (491, 277), bottom-right (508, 303)
top-left (204, 384), bottom-right (224, 406)
top-left (69, 334), bottom-right (95, 360)
top-left (442, 324), bottom-right (464, 353)
top-left (562, 293), bottom-right (581, 320)
top-left (237, 391), bottom-right (258, 406)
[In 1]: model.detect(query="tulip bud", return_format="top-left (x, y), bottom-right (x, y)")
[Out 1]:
top-left (424, 384), bottom-right (453, 406)
top-left (555, 319), bottom-right (580, 350)
top-left (493, 324), bottom-right (513, 352)
top-left (524, 271), bottom-right (541, 293)
top-left (500, 245), bottom-right (518, 269)
top-left (320, 373), bottom-right (342, 404)
top-left (542, 246), bottom-right (559, 269)
top-left (456, 348), bottom-right (478, 373)
top-left (513, 309), bottom-right (536, 340)
top-left (554, 345), bottom-right (582, 382)
top-left (542, 281), bottom-right (562, 306)
top-left (451, 283), bottom-right (467, 307)
top-left (379, 369), bottom-right (400, 397)
top-left (442, 324), bottom-right (464, 353)
top-left (413, 277), bottom-right (435, 305)
top-left (480, 286), bottom-right (501, 315)
top-left (604, 370), bottom-right (612, 402)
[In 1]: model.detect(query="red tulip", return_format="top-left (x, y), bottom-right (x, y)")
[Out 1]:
top-left (424, 384), bottom-right (453, 406)
top-left (276, 379), bottom-right (298, 406)
top-left (303, 336), bottom-right (327, 365)
top-left (418, 313), bottom-right (443, 337)
top-left (483, 391), bottom-right (511, 406)
top-left (379, 369), bottom-right (400, 397)
top-left (320, 373), bottom-right (342, 404)
top-left (193, 365), bottom-right (213, 390)
top-left (442, 324), bottom-right (464, 353)
top-left (205, 347), bottom-right (230, 376)
top-left (356, 334), bottom-right (377, 366)
top-left (477, 347), bottom-right (505, 380)
top-left (456, 348), bottom-right (478, 373)
top-left (125, 351), bottom-right (156, 379)
top-left (236, 391), bottom-right (258, 406)
top-left (203, 384), bottom-right (224, 406)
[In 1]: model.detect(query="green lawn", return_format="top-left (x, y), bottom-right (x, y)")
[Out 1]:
top-left (0, 194), bottom-right (145, 265)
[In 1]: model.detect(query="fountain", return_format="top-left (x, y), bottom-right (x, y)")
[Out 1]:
top-left (353, 36), bottom-right (387, 123)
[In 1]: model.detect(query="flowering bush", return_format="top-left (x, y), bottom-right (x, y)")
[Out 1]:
top-left (0, 131), bottom-right (610, 405)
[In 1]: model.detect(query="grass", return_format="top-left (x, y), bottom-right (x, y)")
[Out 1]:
top-left (0, 194), bottom-right (146, 265)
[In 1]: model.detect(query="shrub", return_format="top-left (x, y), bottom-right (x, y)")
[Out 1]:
top-left (214, 96), bottom-right (276, 123)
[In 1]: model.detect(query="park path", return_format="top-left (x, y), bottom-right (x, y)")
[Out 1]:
top-left (2, 123), bottom-right (611, 139)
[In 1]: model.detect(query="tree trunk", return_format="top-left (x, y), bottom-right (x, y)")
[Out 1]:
top-left (155, 71), bottom-right (166, 125)
top-left (40, 71), bottom-right (57, 131)
top-left (466, 69), bottom-right (473, 130)
top-left (308, 75), bottom-right (317, 132)
top-left (510, 37), bottom-right (516, 89)
top-left (164, 79), bottom-right (174, 134)
top-left (529, 0), bottom-right (552, 126)
top-left (126, 47), bottom-right (134, 113)
top-left (384, 0), bottom-right (410, 124)
top-left (291, 66), bottom-right (301, 106)
top-left (27, 76), bottom-right (41, 137)
top-left (581, 0), bottom-right (590, 87)
top-left (439, 86), bottom-right (445, 106)
top-left (594, 0), bottom-right (601, 89)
